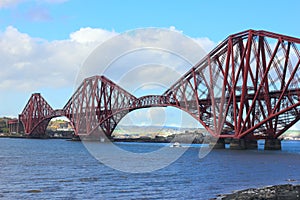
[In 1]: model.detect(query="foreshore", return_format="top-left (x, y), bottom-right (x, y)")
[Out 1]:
top-left (212, 184), bottom-right (300, 200)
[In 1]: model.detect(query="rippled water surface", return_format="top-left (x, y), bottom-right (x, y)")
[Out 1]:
top-left (0, 138), bottom-right (300, 199)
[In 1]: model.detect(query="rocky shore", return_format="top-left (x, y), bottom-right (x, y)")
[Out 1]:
top-left (213, 184), bottom-right (300, 200)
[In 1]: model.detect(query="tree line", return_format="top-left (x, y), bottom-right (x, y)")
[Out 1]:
top-left (0, 117), bottom-right (14, 133)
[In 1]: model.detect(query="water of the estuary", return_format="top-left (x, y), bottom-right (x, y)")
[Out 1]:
top-left (0, 138), bottom-right (300, 199)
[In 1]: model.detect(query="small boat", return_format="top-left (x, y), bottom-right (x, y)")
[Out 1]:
top-left (170, 142), bottom-right (181, 147)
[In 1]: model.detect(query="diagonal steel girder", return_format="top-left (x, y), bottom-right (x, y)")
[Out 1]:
top-left (19, 30), bottom-right (300, 140)
top-left (63, 76), bottom-right (139, 137)
top-left (164, 30), bottom-right (300, 139)
top-left (19, 93), bottom-right (55, 136)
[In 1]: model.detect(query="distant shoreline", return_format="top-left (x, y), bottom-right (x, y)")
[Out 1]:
top-left (2, 134), bottom-right (300, 144)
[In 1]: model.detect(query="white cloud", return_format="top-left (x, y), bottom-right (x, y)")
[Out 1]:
top-left (0, 26), bottom-right (116, 92)
top-left (120, 107), bottom-right (167, 127)
top-left (168, 26), bottom-right (216, 52)
top-left (195, 37), bottom-right (216, 52)
top-left (0, 0), bottom-right (24, 8)
top-left (0, 26), bottom-right (216, 117)
top-left (70, 27), bottom-right (117, 44)
top-left (0, 25), bottom-right (214, 94)
top-left (168, 26), bottom-right (183, 34)
top-left (76, 27), bottom-right (215, 90)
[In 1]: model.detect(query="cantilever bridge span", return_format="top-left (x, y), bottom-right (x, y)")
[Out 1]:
top-left (19, 30), bottom-right (300, 149)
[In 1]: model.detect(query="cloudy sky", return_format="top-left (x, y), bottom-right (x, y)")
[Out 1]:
top-left (1, 0), bottom-right (300, 128)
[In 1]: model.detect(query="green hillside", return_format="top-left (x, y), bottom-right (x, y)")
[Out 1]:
top-left (0, 117), bottom-right (13, 133)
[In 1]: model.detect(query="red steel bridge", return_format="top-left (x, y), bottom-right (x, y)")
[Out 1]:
top-left (18, 30), bottom-right (300, 150)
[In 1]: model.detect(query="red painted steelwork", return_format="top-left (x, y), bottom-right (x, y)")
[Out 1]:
top-left (164, 30), bottom-right (300, 139)
top-left (63, 76), bottom-right (138, 137)
top-left (19, 93), bottom-right (56, 136)
top-left (7, 119), bottom-right (19, 134)
top-left (19, 30), bottom-right (300, 140)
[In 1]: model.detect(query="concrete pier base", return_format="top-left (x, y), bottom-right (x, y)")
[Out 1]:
top-left (245, 139), bottom-right (258, 149)
top-left (264, 139), bottom-right (282, 150)
top-left (230, 139), bottom-right (246, 150)
top-left (210, 138), bottom-right (225, 149)
top-left (229, 139), bottom-right (258, 150)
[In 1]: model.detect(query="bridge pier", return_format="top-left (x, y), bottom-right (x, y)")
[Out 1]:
top-left (245, 139), bottom-right (258, 149)
top-left (264, 139), bottom-right (282, 150)
top-left (230, 139), bottom-right (246, 150)
top-left (210, 138), bottom-right (225, 149)
top-left (210, 138), bottom-right (259, 150)
top-left (229, 139), bottom-right (258, 150)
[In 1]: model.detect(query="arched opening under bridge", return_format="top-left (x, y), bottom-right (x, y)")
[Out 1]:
top-left (46, 116), bottom-right (74, 138)
top-left (112, 106), bottom-right (209, 145)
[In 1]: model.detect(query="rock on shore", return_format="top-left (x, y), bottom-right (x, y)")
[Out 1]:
top-left (213, 184), bottom-right (300, 200)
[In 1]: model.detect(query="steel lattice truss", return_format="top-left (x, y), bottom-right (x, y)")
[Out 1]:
top-left (164, 30), bottom-right (300, 139)
top-left (19, 93), bottom-right (55, 136)
top-left (63, 76), bottom-right (138, 137)
top-left (19, 30), bottom-right (300, 140)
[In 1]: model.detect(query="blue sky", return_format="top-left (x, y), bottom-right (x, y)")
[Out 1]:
top-left (1, 0), bottom-right (300, 129)
top-left (2, 0), bottom-right (300, 42)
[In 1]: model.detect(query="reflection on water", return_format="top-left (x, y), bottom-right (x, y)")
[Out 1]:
top-left (0, 138), bottom-right (299, 199)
